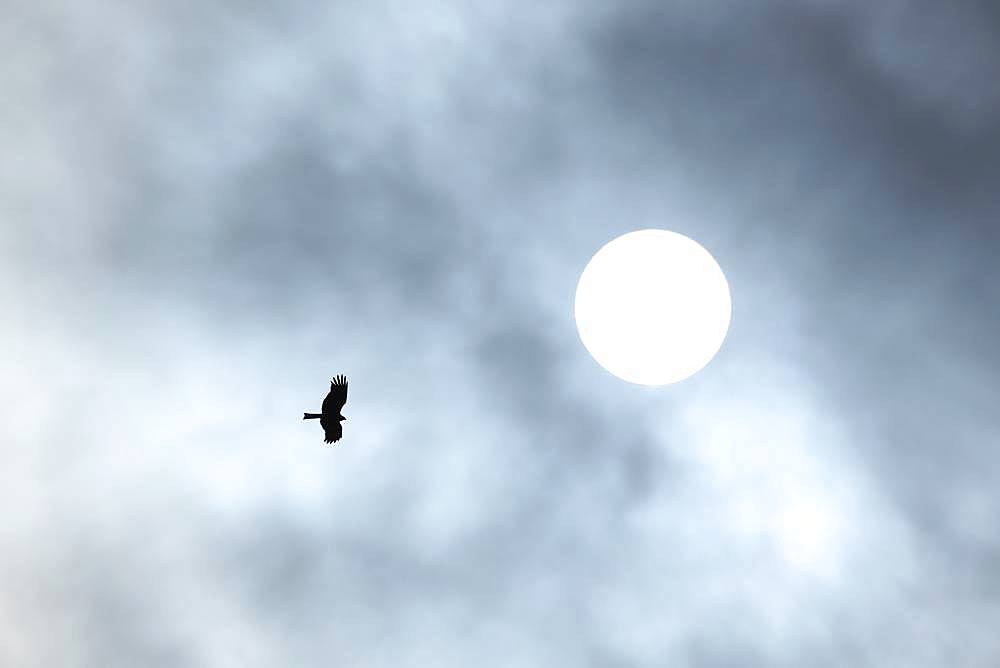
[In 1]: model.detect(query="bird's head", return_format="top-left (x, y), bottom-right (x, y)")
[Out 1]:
top-left (340, 415), bottom-right (347, 422)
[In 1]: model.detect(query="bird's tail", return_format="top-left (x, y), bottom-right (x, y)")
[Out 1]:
top-left (303, 413), bottom-right (322, 420)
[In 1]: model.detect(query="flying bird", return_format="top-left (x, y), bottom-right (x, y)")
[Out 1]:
top-left (303, 375), bottom-right (348, 444)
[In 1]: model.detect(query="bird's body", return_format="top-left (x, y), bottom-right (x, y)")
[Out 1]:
top-left (303, 375), bottom-right (348, 444)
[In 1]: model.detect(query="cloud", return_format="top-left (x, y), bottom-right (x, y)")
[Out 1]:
top-left (2, 0), bottom-right (999, 665)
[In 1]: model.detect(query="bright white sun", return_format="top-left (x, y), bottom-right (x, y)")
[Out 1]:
top-left (575, 229), bottom-right (732, 385)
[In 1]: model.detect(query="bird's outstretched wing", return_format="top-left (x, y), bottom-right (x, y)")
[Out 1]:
top-left (322, 374), bottom-right (348, 414)
top-left (321, 419), bottom-right (343, 444)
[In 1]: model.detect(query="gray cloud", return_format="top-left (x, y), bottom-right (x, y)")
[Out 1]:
top-left (3, 0), bottom-right (999, 665)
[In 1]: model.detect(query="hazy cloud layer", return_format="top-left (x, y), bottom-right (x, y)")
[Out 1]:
top-left (3, 1), bottom-right (999, 665)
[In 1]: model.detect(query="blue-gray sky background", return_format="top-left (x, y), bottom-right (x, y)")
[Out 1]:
top-left (3, 1), bottom-right (999, 665)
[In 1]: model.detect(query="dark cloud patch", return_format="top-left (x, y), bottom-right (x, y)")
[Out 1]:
top-left (586, 0), bottom-right (1000, 525)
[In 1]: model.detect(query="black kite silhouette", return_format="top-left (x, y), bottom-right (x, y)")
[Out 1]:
top-left (303, 375), bottom-right (348, 444)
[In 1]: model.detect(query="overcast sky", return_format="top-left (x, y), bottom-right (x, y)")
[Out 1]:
top-left (3, 1), bottom-right (1000, 665)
